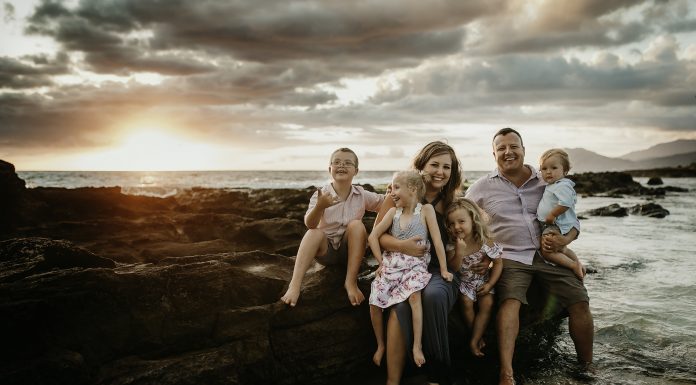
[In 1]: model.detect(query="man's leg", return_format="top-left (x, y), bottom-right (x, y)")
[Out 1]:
top-left (497, 298), bottom-right (521, 385)
top-left (280, 229), bottom-right (327, 306)
top-left (567, 301), bottom-right (594, 364)
top-left (345, 219), bottom-right (367, 305)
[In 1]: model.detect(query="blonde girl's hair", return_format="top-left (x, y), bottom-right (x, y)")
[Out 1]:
top-left (393, 170), bottom-right (428, 201)
top-left (445, 197), bottom-right (493, 247)
top-left (539, 148), bottom-right (571, 173)
top-left (411, 141), bottom-right (463, 208)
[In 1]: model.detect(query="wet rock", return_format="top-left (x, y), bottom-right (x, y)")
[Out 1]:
top-left (647, 177), bottom-right (663, 185)
top-left (585, 203), bottom-right (628, 217)
top-left (629, 203), bottom-right (670, 218)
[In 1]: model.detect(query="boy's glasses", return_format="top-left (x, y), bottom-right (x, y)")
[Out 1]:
top-left (331, 160), bottom-right (356, 168)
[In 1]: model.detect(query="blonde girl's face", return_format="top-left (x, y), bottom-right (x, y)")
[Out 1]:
top-left (390, 177), bottom-right (416, 208)
top-left (421, 153), bottom-right (452, 191)
top-left (447, 208), bottom-right (473, 241)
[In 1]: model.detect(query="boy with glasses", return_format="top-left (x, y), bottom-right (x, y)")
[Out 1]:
top-left (281, 148), bottom-right (384, 307)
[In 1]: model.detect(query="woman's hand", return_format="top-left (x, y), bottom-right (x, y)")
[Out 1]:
top-left (470, 255), bottom-right (491, 275)
top-left (400, 236), bottom-right (428, 257)
top-left (441, 269), bottom-right (453, 282)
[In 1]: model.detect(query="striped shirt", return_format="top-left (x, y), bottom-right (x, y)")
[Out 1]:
top-left (465, 165), bottom-right (547, 265)
top-left (307, 184), bottom-right (384, 250)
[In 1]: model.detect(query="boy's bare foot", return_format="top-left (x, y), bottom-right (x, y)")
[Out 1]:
top-left (345, 284), bottom-right (365, 306)
top-left (470, 339), bottom-right (484, 357)
top-left (413, 346), bottom-right (426, 367)
top-left (280, 286), bottom-right (300, 307)
top-left (373, 345), bottom-right (385, 366)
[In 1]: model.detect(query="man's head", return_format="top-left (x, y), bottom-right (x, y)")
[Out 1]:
top-left (492, 128), bottom-right (525, 175)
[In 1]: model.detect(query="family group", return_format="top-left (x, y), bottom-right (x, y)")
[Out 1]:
top-left (280, 128), bottom-right (593, 385)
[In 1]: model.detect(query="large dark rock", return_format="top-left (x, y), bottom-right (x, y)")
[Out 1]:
top-left (647, 177), bottom-right (663, 185)
top-left (584, 203), bottom-right (628, 217)
top-left (0, 160), bottom-right (27, 232)
top-left (629, 203), bottom-right (670, 218)
top-left (569, 171), bottom-right (687, 196)
top-left (0, 237), bottom-right (374, 385)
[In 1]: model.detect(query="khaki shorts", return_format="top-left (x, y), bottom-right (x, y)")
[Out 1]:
top-left (496, 252), bottom-right (589, 309)
top-left (315, 234), bottom-right (349, 266)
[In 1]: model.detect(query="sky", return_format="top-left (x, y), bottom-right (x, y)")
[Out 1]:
top-left (1, 0), bottom-right (695, 171)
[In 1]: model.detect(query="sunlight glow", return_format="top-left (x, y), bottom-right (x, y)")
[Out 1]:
top-left (69, 129), bottom-right (224, 171)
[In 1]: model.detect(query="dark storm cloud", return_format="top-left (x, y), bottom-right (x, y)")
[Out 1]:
top-left (0, 52), bottom-right (70, 88)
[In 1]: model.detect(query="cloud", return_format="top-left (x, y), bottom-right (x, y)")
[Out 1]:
top-left (0, 52), bottom-right (70, 88)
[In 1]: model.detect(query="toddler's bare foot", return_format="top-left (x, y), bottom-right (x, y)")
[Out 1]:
top-left (280, 286), bottom-right (300, 307)
top-left (413, 346), bottom-right (426, 367)
top-left (470, 339), bottom-right (484, 357)
top-left (345, 283), bottom-right (365, 306)
top-left (373, 344), bottom-right (385, 366)
top-left (573, 262), bottom-right (585, 280)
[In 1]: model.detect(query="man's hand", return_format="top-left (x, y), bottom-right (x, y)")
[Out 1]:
top-left (470, 255), bottom-right (492, 275)
top-left (542, 232), bottom-right (568, 252)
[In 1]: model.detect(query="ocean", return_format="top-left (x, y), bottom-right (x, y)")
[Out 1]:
top-left (16, 171), bottom-right (696, 384)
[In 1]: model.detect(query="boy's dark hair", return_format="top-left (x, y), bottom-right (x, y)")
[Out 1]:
top-left (493, 127), bottom-right (524, 147)
top-left (330, 147), bottom-right (359, 168)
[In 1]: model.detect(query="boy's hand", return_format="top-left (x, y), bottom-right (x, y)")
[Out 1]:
top-left (476, 282), bottom-right (493, 297)
top-left (316, 189), bottom-right (340, 209)
top-left (441, 270), bottom-right (453, 282)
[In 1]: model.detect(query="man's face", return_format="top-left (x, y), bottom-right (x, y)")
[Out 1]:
top-left (493, 133), bottom-right (525, 175)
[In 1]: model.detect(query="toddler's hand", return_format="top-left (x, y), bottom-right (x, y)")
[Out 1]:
top-left (441, 270), bottom-right (453, 282)
top-left (545, 214), bottom-right (556, 224)
top-left (477, 283), bottom-right (493, 297)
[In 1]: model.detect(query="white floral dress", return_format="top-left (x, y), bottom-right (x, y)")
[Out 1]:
top-left (455, 242), bottom-right (502, 301)
top-left (369, 203), bottom-right (432, 308)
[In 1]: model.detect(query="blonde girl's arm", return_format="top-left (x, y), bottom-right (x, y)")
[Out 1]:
top-left (422, 204), bottom-right (453, 282)
top-left (447, 237), bottom-right (465, 272)
top-left (368, 207), bottom-right (396, 265)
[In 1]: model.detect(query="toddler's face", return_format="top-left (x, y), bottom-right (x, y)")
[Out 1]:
top-left (540, 155), bottom-right (566, 184)
top-left (447, 208), bottom-right (473, 240)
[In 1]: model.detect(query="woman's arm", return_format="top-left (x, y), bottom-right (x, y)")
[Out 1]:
top-left (423, 204), bottom-right (453, 281)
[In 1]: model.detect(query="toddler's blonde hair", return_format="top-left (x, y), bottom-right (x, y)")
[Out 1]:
top-left (539, 148), bottom-right (571, 173)
top-left (445, 197), bottom-right (493, 247)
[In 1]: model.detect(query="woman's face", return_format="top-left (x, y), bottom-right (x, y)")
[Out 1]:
top-left (421, 153), bottom-right (452, 191)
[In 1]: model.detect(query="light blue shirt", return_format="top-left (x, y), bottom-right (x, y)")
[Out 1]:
top-left (536, 177), bottom-right (580, 235)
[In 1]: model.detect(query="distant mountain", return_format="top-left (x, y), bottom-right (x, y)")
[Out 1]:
top-left (619, 139), bottom-right (696, 161)
top-left (565, 145), bottom-right (696, 173)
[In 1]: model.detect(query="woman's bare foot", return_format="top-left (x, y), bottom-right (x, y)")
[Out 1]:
top-left (373, 344), bottom-right (385, 366)
top-left (280, 286), bottom-right (300, 307)
top-left (413, 346), bottom-right (426, 367)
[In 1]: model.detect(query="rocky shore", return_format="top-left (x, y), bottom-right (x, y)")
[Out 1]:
top-left (0, 161), bottom-right (688, 384)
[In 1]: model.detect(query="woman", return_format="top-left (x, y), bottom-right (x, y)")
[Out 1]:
top-left (375, 141), bottom-right (464, 385)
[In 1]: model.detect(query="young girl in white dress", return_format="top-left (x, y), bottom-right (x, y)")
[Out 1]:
top-left (446, 198), bottom-right (503, 357)
top-left (368, 171), bottom-right (453, 367)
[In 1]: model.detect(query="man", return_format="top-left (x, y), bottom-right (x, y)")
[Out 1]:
top-left (465, 128), bottom-right (593, 385)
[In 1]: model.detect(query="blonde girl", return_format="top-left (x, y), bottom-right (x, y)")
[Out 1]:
top-left (446, 198), bottom-right (503, 357)
top-left (368, 170), bottom-right (453, 368)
